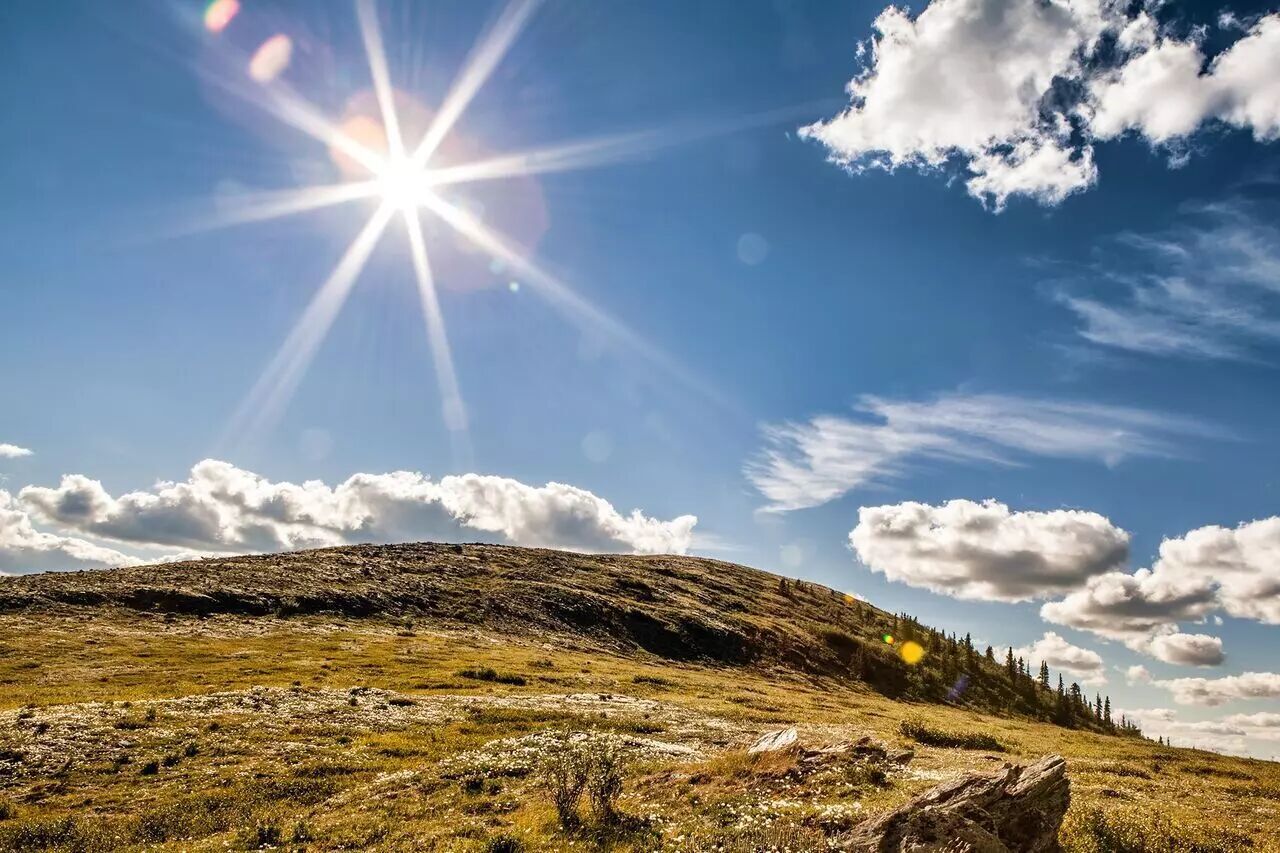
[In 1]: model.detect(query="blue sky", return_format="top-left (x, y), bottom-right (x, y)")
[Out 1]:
top-left (3, 0), bottom-right (1280, 756)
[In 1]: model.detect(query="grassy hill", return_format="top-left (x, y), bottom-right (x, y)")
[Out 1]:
top-left (0, 543), bottom-right (1276, 851)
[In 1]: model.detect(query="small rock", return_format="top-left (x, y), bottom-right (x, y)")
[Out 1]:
top-left (748, 726), bottom-right (799, 754)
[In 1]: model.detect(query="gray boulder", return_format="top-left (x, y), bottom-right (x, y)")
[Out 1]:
top-left (840, 754), bottom-right (1069, 852)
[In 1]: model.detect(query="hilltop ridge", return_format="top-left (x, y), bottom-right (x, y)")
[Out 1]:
top-left (1, 542), bottom-right (1119, 733)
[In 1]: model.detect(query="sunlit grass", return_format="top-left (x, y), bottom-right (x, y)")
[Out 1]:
top-left (0, 611), bottom-right (1277, 851)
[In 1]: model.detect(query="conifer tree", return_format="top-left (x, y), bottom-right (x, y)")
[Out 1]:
top-left (1103, 696), bottom-right (1112, 725)
top-left (1038, 660), bottom-right (1051, 690)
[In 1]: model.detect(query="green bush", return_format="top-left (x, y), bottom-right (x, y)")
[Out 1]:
top-left (899, 718), bottom-right (1005, 752)
top-left (458, 667), bottom-right (527, 686)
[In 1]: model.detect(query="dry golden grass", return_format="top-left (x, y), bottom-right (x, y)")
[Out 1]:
top-left (1, 609), bottom-right (1276, 851)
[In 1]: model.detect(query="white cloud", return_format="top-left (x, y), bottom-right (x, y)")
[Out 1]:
top-left (1115, 707), bottom-right (1266, 753)
top-left (1040, 569), bottom-right (1218, 643)
top-left (1221, 711), bottom-right (1280, 739)
top-left (850, 499), bottom-right (1127, 602)
top-left (1125, 664), bottom-right (1151, 685)
top-left (0, 444), bottom-right (33, 459)
top-left (803, 0), bottom-right (1280, 208)
top-left (1145, 632), bottom-right (1225, 667)
top-left (748, 392), bottom-right (1216, 512)
top-left (1155, 671), bottom-right (1280, 706)
top-left (1055, 202), bottom-right (1280, 361)
top-left (1091, 15), bottom-right (1280, 144)
top-left (1041, 514), bottom-right (1280, 661)
top-left (17, 460), bottom-right (696, 562)
top-left (1014, 631), bottom-right (1106, 684)
top-left (800, 0), bottom-right (1106, 208)
top-left (0, 490), bottom-right (136, 575)
top-left (1117, 707), bottom-right (1251, 753)
top-left (1153, 516), bottom-right (1280, 625)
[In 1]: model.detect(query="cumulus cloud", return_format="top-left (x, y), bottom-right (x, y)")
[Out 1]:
top-left (1090, 15), bottom-right (1280, 145)
top-left (1145, 632), bottom-right (1225, 667)
top-left (1155, 671), bottom-right (1280, 706)
top-left (850, 499), bottom-right (1127, 602)
top-left (748, 392), bottom-right (1216, 512)
top-left (1041, 514), bottom-right (1280, 660)
top-left (1014, 631), bottom-right (1106, 684)
top-left (17, 460), bottom-right (696, 563)
top-left (0, 444), bottom-right (33, 459)
top-left (1054, 202), bottom-right (1280, 361)
top-left (1221, 711), bottom-right (1280, 739)
top-left (0, 491), bottom-right (135, 575)
top-left (803, 0), bottom-right (1280, 208)
top-left (1154, 516), bottom-right (1280, 625)
top-left (1040, 569), bottom-right (1218, 643)
top-left (1125, 664), bottom-right (1152, 685)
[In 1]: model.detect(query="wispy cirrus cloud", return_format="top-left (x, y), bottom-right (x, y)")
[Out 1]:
top-left (747, 392), bottom-right (1219, 512)
top-left (1053, 201), bottom-right (1280, 360)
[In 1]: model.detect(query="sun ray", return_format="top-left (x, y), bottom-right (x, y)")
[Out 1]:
top-left (175, 181), bottom-right (380, 235)
top-left (356, 0), bottom-right (405, 159)
top-left (425, 130), bottom-right (665, 187)
top-left (420, 192), bottom-right (724, 404)
top-left (409, 0), bottom-right (542, 170)
top-left (226, 203), bottom-right (395, 445)
top-left (209, 0), bottom-right (737, 444)
top-left (192, 44), bottom-right (387, 176)
top-left (402, 207), bottom-right (472, 465)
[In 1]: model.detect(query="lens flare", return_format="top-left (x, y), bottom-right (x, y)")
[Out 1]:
top-left (249, 34), bottom-right (293, 83)
top-left (947, 675), bottom-right (971, 702)
top-left (882, 634), bottom-right (895, 645)
top-left (203, 0), bottom-right (240, 34)
top-left (899, 640), bottom-right (925, 666)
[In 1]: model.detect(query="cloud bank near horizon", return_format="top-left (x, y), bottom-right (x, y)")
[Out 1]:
top-left (1, 460), bottom-right (697, 575)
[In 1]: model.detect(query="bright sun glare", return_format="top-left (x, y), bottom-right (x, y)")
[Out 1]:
top-left (201, 0), bottom-right (703, 461)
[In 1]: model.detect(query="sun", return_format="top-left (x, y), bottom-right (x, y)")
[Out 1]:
top-left (376, 155), bottom-right (436, 212)
top-left (198, 0), bottom-right (713, 461)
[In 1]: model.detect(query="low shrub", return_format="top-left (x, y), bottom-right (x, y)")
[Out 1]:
top-left (542, 733), bottom-right (590, 828)
top-left (458, 667), bottom-right (527, 686)
top-left (539, 730), bottom-right (632, 828)
top-left (899, 718), bottom-right (1005, 752)
top-left (631, 674), bottom-right (675, 687)
top-left (585, 736), bottom-right (625, 825)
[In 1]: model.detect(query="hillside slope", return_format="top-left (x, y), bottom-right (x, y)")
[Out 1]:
top-left (1, 544), bottom-right (1276, 852)
top-left (0, 542), bottom-right (1107, 728)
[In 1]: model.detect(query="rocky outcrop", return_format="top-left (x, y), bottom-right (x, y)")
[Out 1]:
top-left (840, 754), bottom-right (1069, 852)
